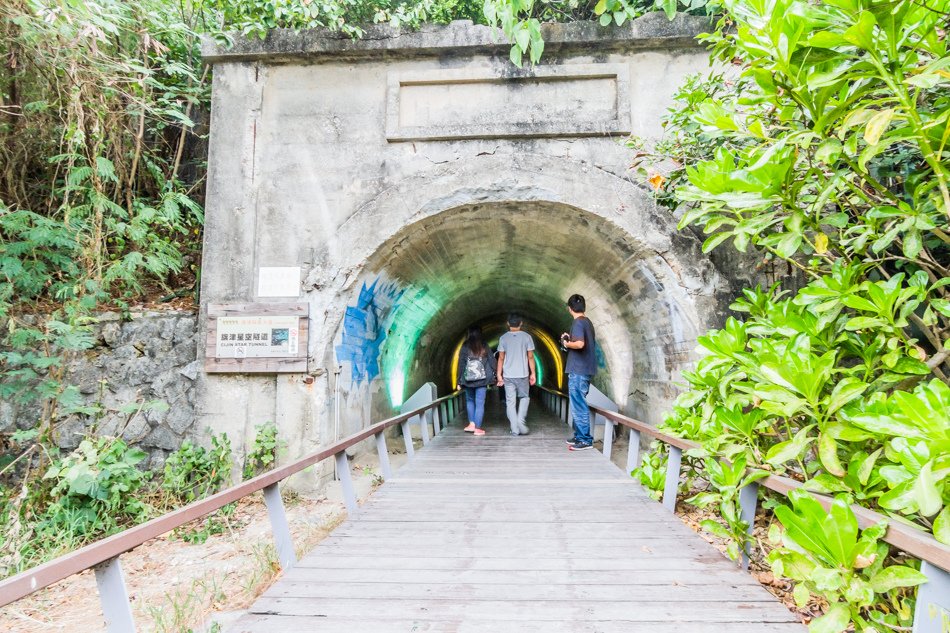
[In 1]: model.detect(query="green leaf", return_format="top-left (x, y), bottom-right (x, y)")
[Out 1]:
top-left (913, 461), bottom-right (942, 517)
top-left (702, 232), bottom-right (733, 253)
top-left (845, 316), bottom-right (887, 331)
top-left (842, 11), bottom-right (877, 50)
top-left (701, 519), bottom-right (731, 539)
top-left (863, 109), bottom-right (894, 146)
top-left (793, 582), bottom-right (811, 608)
top-left (934, 506), bottom-right (950, 545)
top-left (815, 138), bottom-right (842, 164)
top-left (593, 0), bottom-right (607, 14)
top-left (868, 565), bottom-right (928, 593)
top-left (818, 434), bottom-right (846, 477)
top-left (515, 27), bottom-right (530, 53)
top-left (655, 0), bottom-right (678, 20)
top-left (827, 378), bottom-right (867, 415)
top-left (509, 45), bottom-right (522, 67)
top-left (808, 602), bottom-right (850, 633)
top-left (766, 426), bottom-right (815, 467)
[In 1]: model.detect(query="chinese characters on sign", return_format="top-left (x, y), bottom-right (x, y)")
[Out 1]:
top-left (215, 315), bottom-right (299, 359)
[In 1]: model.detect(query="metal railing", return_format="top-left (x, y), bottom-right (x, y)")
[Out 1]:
top-left (0, 389), bottom-right (464, 631)
top-left (539, 386), bottom-right (950, 632)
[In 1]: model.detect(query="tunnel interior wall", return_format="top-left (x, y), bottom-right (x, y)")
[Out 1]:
top-left (196, 17), bottom-right (762, 484)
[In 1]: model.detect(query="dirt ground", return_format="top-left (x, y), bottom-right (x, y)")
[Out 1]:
top-left (0, 452), bottom-right (393, 633)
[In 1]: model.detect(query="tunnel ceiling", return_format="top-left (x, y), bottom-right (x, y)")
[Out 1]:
top-left (353, 200), bottom-right (701, 406)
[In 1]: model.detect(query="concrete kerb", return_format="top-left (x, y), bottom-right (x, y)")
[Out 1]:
top-left (201, 14), bottom-right (713, 64)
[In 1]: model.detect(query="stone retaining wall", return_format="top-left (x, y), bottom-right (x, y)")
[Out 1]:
top-left (0, 311), bottom-right (199, 470)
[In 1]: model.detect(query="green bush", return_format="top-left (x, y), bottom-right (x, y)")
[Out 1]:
top-left (1, 437), bottom-right (152, 575)
top-left (243, 422), bottom-right (281, 480)
top-left (629, 0), bottom-right (949, 629)
top-left (162, 433), bottom-right (235, 544)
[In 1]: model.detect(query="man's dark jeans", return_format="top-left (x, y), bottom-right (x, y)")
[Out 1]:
top-left (568, 373), bottom-right (592, 445)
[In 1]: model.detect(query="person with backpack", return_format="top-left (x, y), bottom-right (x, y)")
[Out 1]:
top-left (457, 326), bottom-right (496, 436)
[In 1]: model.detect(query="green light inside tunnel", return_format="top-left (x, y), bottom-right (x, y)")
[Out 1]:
top-left (533, 351), bottom-right (544, 386)
top-left (380, 287), bottom-right (442, 409)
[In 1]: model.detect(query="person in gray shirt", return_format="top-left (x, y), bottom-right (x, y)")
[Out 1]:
top-left (497, 314), bottom-right (536, 435)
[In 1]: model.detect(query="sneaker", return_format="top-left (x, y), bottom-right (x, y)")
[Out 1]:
top-left (463, 423), bottom-right (476, 432)
top-left (568, 441), bottom-right (593, 451)
top-left (510, 431), bottom-right (520, 436)
top-left (565, 437), bottom-right (578, 445)
top-left (519, 427), bottom-right (530, 435)
top-left (473, 429), bottom-right (486, 436)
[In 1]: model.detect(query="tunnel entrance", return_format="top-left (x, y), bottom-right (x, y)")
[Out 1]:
top-left (330, 199), bottom-right (712, 428)
top-left (197, 21), bottom-right (749, 475)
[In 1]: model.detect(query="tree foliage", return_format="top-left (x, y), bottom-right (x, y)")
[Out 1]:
top-left (631, 0), bottom-right (949, 629)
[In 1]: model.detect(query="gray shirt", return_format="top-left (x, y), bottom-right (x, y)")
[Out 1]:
top-left (498, 330), bottom-right (535, 379)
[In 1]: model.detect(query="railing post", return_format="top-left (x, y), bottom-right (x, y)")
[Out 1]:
top-left (263, 483), bottom-right (297, 570)
top-left (662, 446), bottom-right (683, 512)
top-left (602, 416), bottom-right (614, 457)
top-left (94, 557), bottom-right (136, 633)
top-left (738, 482), bottom-right (759, 571)
top-left (419, 413), bottom-right (430, 445)
top-left (375, 431), bottom-right (393, 480)
top-left (913, 561), bottom-right (950, 632)
top-left (433, 405), bottom-right (442, 434)
top-left (626, 428), bottom-right (641, 474)
top-left (334, 452), bottom-right (359, 514)
top-left (401, 420), bottom-right (414, 457)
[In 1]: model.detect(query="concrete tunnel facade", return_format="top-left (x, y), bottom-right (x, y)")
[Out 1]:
top-left (197, 16), bottom-right (756, 487)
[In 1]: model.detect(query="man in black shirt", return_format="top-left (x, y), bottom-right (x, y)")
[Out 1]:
top-left (561, 294), bottom-right (597, 451)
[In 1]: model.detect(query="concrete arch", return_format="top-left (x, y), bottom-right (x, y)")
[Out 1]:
top-left (317, 151), bottom-right (729, 425)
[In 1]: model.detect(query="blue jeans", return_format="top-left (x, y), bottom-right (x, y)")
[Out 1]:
top-left (465, 386), bottom-right (487, 428)
top-left (569, 373), bottom-right (592, 445)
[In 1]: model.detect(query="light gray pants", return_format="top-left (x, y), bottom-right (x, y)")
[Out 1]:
top-left (504, 378), bottom-right (530, 434)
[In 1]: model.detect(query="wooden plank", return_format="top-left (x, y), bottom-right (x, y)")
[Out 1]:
top-left (232, 616), bottom-right (806, 633)
top-left (264, 581), bottom-right (777, 602)
top-left (249, 597), bottom-right (802, 622)
top-left (287, 556), bottom-right (740, 573)
top-left (331, 521), bottom-right (682, 537)
top-left (303, 543), bottom-right (714, 560)
top-left (282, 565), bottom-right (755, 582)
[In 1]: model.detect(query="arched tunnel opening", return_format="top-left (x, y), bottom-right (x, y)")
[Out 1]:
top-left (333, 199), bottom-right (708, 426)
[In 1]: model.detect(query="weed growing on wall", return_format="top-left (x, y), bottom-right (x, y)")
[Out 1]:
top-left (243, 423), bottom-right (281, 481)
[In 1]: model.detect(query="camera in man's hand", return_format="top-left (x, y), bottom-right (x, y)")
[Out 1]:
top-left (559, 333), bottom-right (570, 352)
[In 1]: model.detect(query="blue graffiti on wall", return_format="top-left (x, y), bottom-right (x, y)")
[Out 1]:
top-left (336, 278), bottom-right (404, 384)
top-left (595, 342), bottom-right (607, 370)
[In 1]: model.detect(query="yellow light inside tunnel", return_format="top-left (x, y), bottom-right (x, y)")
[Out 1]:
top-left (450, 326), bottom-right (563, 390)
top-left (448, 338), bottom-right (464, 390)
top-left (532, 329), bottom-right (564, 389)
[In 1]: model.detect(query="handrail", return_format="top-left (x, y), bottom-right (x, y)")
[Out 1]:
top-left (538, 386), bottom-right (950, 572)
top-left (0, 390), bottom-right (463, 612)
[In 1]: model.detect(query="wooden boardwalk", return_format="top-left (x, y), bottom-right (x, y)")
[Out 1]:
top-left (230, 396), bottom-right (805, 632)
